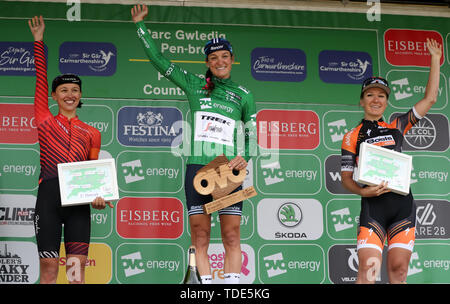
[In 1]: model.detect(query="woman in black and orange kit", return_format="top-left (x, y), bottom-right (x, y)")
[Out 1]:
top-left (341, 38), bottom-right (442, 284)
top-left (29, 16), bottom-right (113, 284)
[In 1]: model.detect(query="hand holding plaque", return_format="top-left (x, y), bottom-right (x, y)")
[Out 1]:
top-left (193, 155), bottom-right (257, 214)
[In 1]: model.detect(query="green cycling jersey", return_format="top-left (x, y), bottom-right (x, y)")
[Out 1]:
top-left (135, 21), bottom-right (257, 165)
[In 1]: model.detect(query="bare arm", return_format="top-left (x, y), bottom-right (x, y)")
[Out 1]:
top-left (414, 38), bottom-right (443, 117)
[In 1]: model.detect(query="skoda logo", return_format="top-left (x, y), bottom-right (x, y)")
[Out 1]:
top-left (277, 202), bottom-right (302, 228)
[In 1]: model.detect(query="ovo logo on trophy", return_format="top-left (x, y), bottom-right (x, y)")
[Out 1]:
top-left (193, 155), bottom-right (257, 214)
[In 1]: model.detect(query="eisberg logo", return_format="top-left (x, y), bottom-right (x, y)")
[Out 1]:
top-left (319, 50), bottom-right (372, 83)
top-left (59, 41), bottom-right (116, 76)
top-left (0, 42), bottom-right (45, 76)
top-left (384, 29), bottom-right (444, 67)
top-left (118, 107), bottom-right (182, 147)
top-left (251, 48), bottom-right (306, 82)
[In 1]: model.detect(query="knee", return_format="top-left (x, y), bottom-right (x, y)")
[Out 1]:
top-left (221, 226), bottom-right (241, 249)
top-left (39, 259), bottom-right (59, 283)
top-left (389, 261), bottom-right (409, 282)
top-left (190, 224), bottom-right (210, 249)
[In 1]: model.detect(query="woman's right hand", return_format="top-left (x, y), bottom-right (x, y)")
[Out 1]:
top-left (131, 4), bottom-right (148, 23)
top-left (28, 15), bottom-right (45, 42)
top-left (360, 181), bottom-right (391, 197)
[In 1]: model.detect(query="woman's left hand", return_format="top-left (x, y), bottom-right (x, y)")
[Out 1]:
top-left (228, 155), bottom-right (248, 171)
top-left (91, 197), bottom-right (114, 210)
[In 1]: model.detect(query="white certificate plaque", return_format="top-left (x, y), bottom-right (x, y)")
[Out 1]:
top-left (354, 142), bottom-right (412, 196)
top-left (57, 158), bottom-right (119, 206)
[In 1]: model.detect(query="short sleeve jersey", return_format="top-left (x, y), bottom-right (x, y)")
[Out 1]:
top-left (341, 107), bottom-right (421, 172)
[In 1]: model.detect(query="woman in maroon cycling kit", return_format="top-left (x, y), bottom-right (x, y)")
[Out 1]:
top-left (29, 16), bottom-right (113, 284)
top-left (341, 38), bottom-right (442, 284)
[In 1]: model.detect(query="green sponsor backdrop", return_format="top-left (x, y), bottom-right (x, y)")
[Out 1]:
top-left (0, 1), bottom-right (449, 284)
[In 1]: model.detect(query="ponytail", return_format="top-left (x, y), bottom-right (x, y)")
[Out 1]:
top-left (204, 69), bottom-right (215, 96)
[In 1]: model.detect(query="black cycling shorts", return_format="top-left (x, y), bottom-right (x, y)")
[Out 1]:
top-left (184, 164), bottom-right (243, 217)
top-left (357, 191), bottom-right (416, 253)
top-left (34, 178), bottom-right (91, 258)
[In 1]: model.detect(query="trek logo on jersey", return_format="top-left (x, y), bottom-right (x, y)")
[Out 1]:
top-left (0, 104), bottom-right (37, 144)
top-left (0, 42), bottom-right (46, 76)
top-left (365, 135), bottom-right (395, 146)
top-left (319, 50), bottom-right (372, 83)
top-left (59, 42), bottom-right (116, 76)
top-left (194, 111), bottom-right (235, 147)
top-left (257, 109), bottom-right (319, 150)
top-left (251, 48), bottom-right (306, 82)
top-left (384, 29), bottom-right (444, 67)
top-left (118, 106), bottom-right (182, 147)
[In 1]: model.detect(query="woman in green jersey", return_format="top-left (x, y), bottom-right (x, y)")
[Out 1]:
top-left (131, 5), bottom-right (256, 284)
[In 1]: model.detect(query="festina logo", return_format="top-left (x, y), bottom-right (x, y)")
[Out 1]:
top-left (122, 124), bottom-right (177, 136)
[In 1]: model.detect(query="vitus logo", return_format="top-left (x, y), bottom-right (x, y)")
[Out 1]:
top-left (121, 252), bottom-right (145, 277)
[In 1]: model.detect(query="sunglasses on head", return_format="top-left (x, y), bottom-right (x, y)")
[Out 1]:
top-left (362, 76), bottom-right (389, 88)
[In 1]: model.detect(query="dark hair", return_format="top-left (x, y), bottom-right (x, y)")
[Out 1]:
top-left (204, 69), bottom-right (215, 96)
top-left (52, 73), bottom-right (83, 108)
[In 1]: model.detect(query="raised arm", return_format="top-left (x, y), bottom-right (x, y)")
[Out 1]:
top-left (131, 5), bottom-right (200, 91)
top-left (413, 38), bottom-right (442, 117)
top-left (29, 15), bottom-right (50, 125)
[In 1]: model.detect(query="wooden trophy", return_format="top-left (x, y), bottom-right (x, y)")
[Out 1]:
top-left (193, 155), bottom-right (257, 214)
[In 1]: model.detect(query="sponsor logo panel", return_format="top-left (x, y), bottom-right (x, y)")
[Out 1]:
top-left (117, 106), bottom-right (182, 147)
top-left (256, 153), bottom-right (321, 195)
top-left (322, 110), bottom-right (364, 151)
top-left (408, 244), bottom-right (450, 283)
top-left (386, 70), bottom-right (447, 110)
top-left (250, 48), bottom-right (307, 82)
top-left (208, 243), bottom-right (255, 284)
top-left (326, 199), bottom-right (360, 240)
top-left (0, 103), bottom-right (37, 144)
top-left (0, 148), bottom-right (39, 191)
top-left (117, 150), bottom-right (183, 193)
top-left (0, 241), bottom-right (39, 284)
top-left (115, 243), bottom-right (184, 284)
top-left (410, 155), bottom-right (449, 195)
top-left (319, 50), bottom-right (372, 83)
top-left (257, 198), bottom-right (323, 240)
top-left (257, 109), bottom-right (319, 150)
top-left (384, 29), bottom-right (444, 67)
top-left (328, 244), bottom-right (389, 284)
top-left (56, 242), bottom-right (112, 284)
top-left (389, 113), bottom-right (449, 152)
top-left (116, 197), bottom-right (184, 239)
top-left (0, 194), bottom-right (36, 238)
top-left (415, 200), bottom-right (450, 240)
top-left (258, 244), bottom-right (325, 283)
top-left (0, 42), bottom-right (46, 76)
top-left (59, 41), bottom-right (116, 76)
